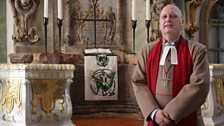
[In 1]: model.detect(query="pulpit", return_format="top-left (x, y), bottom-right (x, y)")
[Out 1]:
top-left (0, 64), bottom-right (75, 126)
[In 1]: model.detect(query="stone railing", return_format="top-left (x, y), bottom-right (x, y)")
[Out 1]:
top-left (201, 64), bottom-right (224, 126)
top-left (0, 64), bottom-right (75, 126)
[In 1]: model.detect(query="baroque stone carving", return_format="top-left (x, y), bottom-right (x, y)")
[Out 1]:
top-left (150, 0), bottom-right (171, 41)
top-left (8, 0), bottom-right (40, 43)
top-left (64, 0), bottom-right (117, 48)
top-left (185, 0), bottom-right (203, 37)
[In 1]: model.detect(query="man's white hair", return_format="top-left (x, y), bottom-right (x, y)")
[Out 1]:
top-left (161, 4), bottom-right (183, 18)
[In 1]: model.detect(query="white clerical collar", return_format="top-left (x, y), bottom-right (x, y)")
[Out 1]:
top-left (163, 36), bottom-right (180, 45)
top-left (159, 39), bottom-right (178, 66)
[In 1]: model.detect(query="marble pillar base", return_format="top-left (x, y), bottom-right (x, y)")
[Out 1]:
top-left (0, 64), bottom-right (75, 126)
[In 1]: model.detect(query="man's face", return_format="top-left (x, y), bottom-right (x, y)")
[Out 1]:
top-left (159, 5), bottom-right (183, 37)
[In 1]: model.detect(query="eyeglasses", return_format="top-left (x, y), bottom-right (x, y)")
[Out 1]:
top-left (160, 14), bottom-right (179, 20)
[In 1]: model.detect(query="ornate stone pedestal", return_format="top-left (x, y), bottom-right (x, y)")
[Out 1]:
top-left (0, 64), bottom-right (75, 126)
top-left (201, 64), bottom-right (224, 126)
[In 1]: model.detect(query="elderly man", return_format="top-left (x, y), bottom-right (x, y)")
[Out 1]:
top-left (132, 4), bottom-right (209, 126)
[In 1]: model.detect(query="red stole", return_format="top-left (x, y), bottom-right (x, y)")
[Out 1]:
top-left (146, 36), bottom-right (197, 126)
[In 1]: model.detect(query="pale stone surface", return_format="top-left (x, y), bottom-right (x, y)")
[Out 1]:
top-left (0, 64), bottom-right (75, 126)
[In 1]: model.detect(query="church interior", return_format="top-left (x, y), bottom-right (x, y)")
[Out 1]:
top-left (0, 0), bottom-right (224, 126)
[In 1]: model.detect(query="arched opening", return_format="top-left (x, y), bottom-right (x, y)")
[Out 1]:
top-left (200, 0), bottom-right (224, 63)
top-left (208, 1), bottom-right (224, 63)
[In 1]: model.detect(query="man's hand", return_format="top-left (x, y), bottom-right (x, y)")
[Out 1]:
top-left (154, 109), bottom-right (172, 126)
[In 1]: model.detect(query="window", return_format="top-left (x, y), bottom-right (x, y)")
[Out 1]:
top-left (209, 1), bottom-right (224, 63)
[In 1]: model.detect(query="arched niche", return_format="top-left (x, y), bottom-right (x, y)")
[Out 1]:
top-left (199, 0), bottom-right (217, 47)
top-left (200, 0), bottom-right (224, 63)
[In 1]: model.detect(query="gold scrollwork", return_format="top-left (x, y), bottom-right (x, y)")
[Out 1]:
top-left (0, 79), bottom-right (21, 114)
top-left (185, 0), bottom-right (203, 36)
top-left (31, 79), bottom-right (64, 116)
top-left (201, 98), bottom-right (209, 111)
top-left (201, 103), bottom-right (207, 110)
top-left (214, 76), bottom-right (224, 109)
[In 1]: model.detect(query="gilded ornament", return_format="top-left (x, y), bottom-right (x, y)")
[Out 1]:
top-left (214, 76), bottom-right (224, 109)
top-left (57, 99), bottom-right (64, 112)
top-left (31, 98), bottom-right (38, 113)
top-left (201, 99), bottom-right (208, 111)
top-left (185, 0), bottom-right (203, 36)
top-left (201, 103), bottom-right (207, 110)
top-left (31, 79), bottom-right (65, 116)
top-left (0, 79), bottom-right (21, 114)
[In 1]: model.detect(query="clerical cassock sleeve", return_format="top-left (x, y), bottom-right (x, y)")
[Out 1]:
top-left (163, 42), bottom-right (210, 123)
top-left (131, 43), bottom-right (159, 120)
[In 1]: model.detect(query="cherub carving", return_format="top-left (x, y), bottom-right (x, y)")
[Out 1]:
top-left (8, 0), bottom-right (40, 43)
top-left (150, 0), bottom-right (170, 41)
